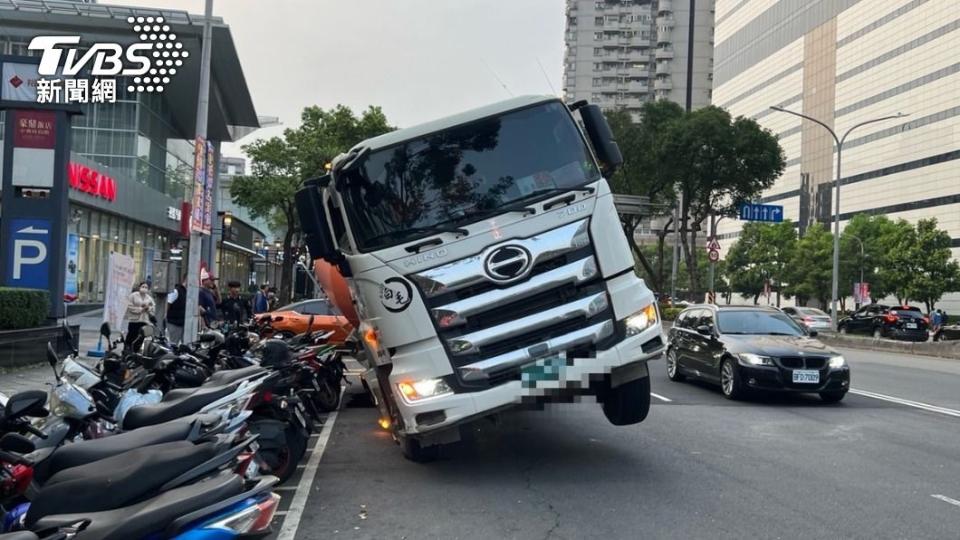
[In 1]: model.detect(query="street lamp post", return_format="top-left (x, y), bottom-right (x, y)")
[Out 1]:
top-left (769, 107), bottom-right (907, 331)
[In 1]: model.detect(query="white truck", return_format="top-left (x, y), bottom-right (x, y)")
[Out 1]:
top-left (296, 96), bottom-right (664, 461)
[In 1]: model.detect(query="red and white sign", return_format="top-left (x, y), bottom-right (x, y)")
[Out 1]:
top-left (13, 110), bottom-right (56, 149)
top-left (706, 238), bottom-right (721, 251)
top-left (708, 249), bottom-right (720, 263)
top-left (68, 162), bottom-right (117, 202)
top-left (2, 62), bottom-right (41, 102)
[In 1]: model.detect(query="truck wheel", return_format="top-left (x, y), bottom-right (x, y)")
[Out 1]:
top-left (398, 434), bottom-right (440, 463)
top-left (601, 375), bottom-right (651, 426)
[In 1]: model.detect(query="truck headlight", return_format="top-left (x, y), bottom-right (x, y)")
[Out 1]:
top-left (829, 355), bottom-right (846, 368)
top-left (738, 353), bottom-right (775, 366)
top-left (625, 304), bottom-right (658, 336)
top-left (397, 378), bottom-right (453, 403)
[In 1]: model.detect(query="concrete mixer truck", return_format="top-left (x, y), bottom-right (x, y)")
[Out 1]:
top-left (297, 96), bottom-right (664, 461)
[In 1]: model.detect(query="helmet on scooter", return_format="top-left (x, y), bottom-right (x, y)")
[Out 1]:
top-left (260, 339), bottom-right (292, 367)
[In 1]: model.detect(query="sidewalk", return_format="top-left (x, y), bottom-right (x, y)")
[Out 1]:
top-left (0, 309), bottom-right (107, 396)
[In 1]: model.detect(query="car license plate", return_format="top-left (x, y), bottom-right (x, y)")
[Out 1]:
top-left (905, 322), bottom-right (917, 329)
top-left (792, 369), bottom-right (820, 384)
top-left (521, 353), bottom-right (566, 388)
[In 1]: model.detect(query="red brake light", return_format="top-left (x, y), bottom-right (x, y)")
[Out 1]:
top-left (884, 314), bottom-right (897, 323)
top-left (249, 493), bottom-right (282, 533)
top-left (803, 316), bottom-right (814, 322)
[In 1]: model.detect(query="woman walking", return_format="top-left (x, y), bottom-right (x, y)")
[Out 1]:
top-left (125, 281), bottom-right (156, 350)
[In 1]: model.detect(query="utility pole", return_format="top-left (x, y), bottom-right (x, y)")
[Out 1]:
top-left (183, 0), bottom-right (215, 344)
top-left (670, 194), bottom-right (680, 302)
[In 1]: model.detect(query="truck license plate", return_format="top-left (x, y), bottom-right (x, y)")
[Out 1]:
top-left (792, 370), bottom-right (820, 384)
top-left (521, 353), bottom-right (567, 388)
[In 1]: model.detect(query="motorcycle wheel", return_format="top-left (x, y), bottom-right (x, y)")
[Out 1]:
top-left (313, 378), bottom-right (341, 412)
top-left (259, 423), bottom-right (308, 484)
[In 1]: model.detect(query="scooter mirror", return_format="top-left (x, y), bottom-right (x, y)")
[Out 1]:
top-left (100, 322), bottom-right (111, 339)
top-left (46, 342), bottom-right (59, 371)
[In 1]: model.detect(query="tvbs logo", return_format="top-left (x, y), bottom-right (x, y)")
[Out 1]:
top-left (26, 16), bottom-right (188, 103)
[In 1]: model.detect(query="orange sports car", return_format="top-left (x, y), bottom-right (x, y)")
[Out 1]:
top-left (254, 299), bottom-right (353, 345)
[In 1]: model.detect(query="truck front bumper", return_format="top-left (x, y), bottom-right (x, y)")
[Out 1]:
top-left (388, 323), bottom-right (664, 438)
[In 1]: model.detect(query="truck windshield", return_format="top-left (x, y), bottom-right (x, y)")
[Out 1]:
top-left (338, 101), bottom-right (601, 251)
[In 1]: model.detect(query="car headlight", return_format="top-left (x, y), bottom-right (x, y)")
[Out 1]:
top-left (625, 304), bottom-right (659, 336)
top-left (738, 353), bottom-right (775, 366)
top-left (396, 378), bottom-right (453, 403)
top-left (829, 355), bottom-right (846, 368)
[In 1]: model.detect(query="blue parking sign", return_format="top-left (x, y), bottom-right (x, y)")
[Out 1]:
top-left (6, 218), bottom-right (52, 289)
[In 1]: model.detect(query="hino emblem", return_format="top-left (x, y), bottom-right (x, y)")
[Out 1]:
top-left (484, 245), bottom-right (532, 282)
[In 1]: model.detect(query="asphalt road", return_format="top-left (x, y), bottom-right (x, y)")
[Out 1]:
top-left (283, 345), bottom-right (960, 540)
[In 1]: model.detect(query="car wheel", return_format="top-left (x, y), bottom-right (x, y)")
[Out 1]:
top-left (819, 391), bottom-right (846, 403)
top-left (666, 349), bottom-right (686, 382)
top-left (720, 358), bottom-right (746, 400)
top-left (872, 327), bottom-right (883, 339)
top-left (398, 434), bottom-right (440, 463)
top-left (601, 375), bottom-right (651, 426)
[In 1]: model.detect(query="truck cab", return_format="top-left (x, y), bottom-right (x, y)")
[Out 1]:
top-left (297, 96), bottom-right (664, 461)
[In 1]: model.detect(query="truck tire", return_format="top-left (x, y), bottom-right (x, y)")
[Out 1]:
top-left (398, 434), bottom-right (440, 463)
top-left (601, 375), bottom-right (651, 426)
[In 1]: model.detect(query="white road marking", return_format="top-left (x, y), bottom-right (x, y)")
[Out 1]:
top-left (277, 398), bottom-right (343, 540)
top-left (931, 494), bottom-right (960, 508)
top-left (850, 389), bottom-right (960, 419)
top-left (650, 392), bottom-right (672, 402)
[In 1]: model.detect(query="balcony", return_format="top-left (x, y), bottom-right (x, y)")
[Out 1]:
top-left (618, 67), bottom-right (651, 79)
top-left (655, 47), bottom-right (674, 60)
top-left (615, 97), bottom-right (646, 108)
top-left (654, 77), bottom-right (672, 91)
top-left (657, 0), bottom-right (672, 14)
top-left (625, 81), bottom-right (650, 92)
top-left (657, 15), bottom-right (675, 28)
top-left (656, 61), bottom-right (671, 75)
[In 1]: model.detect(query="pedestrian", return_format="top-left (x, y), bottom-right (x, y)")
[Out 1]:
top-left (199, 272), bottom-right (219, 328)
top-left (220, 281), bottom-right (252, 324)
top-left (165, 275), bottom-right (188, 344)
top-left (267, 287), bottom-right (279, 311)
top-left (125, 281), bottom-right (155, 350)
top-left (253, 284), bottom-right (270, 314)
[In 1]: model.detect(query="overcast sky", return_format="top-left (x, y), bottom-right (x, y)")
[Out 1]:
top-left (118, 0), bottom-right (567, 157)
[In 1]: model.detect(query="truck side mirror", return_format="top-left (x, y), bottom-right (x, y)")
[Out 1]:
top-left (296, 176), bottom-right (338, 263)
top-left (578, 104), bottom-right (623, 175)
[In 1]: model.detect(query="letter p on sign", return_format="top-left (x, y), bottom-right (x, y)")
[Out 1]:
top-left (6, 219), bottom-right (52, 289)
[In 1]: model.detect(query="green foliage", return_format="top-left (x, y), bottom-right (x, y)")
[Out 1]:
top-left (0, 288), bottom-right (49, 330)
top-left (903, 218), bottom-right (960, 311)
top-left (725, 221), bottom-right (797, 305)
top-left (661, 307), bottom-right (684, 321)
top-left (230, 105), bottom-right (394, 300)
top-left (784, 224), bottom-right (834, 306)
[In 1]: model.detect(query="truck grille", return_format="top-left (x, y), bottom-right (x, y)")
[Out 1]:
top-left (408, 219), bottom-right (614, 386)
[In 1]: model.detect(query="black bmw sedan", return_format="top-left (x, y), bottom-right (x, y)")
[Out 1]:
top-left (666, 305), bottom-right (850, 402)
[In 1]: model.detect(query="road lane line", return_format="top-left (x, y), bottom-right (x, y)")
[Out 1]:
top-left (650, 392), bottom-right (672, 402)
top-left (850, 389), bottom-right (960, 419)
top-left (931, 494), bottom-right (960, 509)
top-left (277, 400), bottom-right (343, 540)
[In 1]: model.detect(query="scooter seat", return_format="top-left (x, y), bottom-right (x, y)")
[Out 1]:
top-left (26, 440), bottom-right (218, 527)
top-left (123, 384), bottom-right (236, 430)
top-left (32, 471), bottom-right (244, 540)
top-left (38, 414), bottom-right (217, 483)
top-left (204, 365), bottom-right (266, 386)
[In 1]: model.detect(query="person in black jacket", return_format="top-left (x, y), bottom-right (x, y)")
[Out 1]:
top-left (165, 275), bottom-right (188, 344)
top-left (219, 281), bottom-right (251, 324)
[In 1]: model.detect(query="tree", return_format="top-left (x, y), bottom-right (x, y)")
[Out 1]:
top-left (658, 107), bottom-right (786, 296)
top-left (725, 221), bottom-right (797, 305)
top-left (231, 105), bottom-right (393, 300)
top-left (606, 101), bottom-right (685, 292)
top-left (905, 218), bottom-right (960, 312)
top-left (874, 218), bottom-right (917, 304)
top-left (785, 224), bottom-right (833, 307)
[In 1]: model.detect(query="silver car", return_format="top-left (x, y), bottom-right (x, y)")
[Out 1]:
top-left (782, 307), bottom-right (833, 331)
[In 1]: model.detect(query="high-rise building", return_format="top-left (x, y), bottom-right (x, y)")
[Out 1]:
top-left (563, 0), bottom-right (715, 119)
top-left (712, 0), bottom-right (960, 309)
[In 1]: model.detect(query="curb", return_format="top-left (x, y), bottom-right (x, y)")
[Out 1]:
top-left (817, 334), bottom-right (960, 360)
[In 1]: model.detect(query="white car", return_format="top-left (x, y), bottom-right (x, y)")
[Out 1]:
top-left (782, 307), bottom-right (832, 331)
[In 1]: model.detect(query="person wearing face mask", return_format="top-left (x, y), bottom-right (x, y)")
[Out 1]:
top-left (125, 281), bottom-right (156, 349)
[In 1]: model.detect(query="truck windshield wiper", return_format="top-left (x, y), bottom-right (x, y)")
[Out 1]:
top-left (475, 185), bottom-right (597, 219)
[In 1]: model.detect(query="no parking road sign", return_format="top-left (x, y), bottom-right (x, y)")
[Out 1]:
top-left (5, 218), bottom-right (52, 289)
